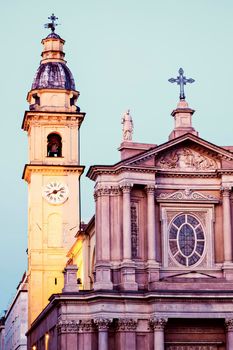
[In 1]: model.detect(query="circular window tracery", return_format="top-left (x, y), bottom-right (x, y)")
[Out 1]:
top-left (169, 214), bottom-right (205, 267)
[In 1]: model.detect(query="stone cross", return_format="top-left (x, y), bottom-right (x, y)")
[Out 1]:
top-left (44, 13), bottom-right (58, 33)
top-left (168, 68), bottom-right (195, 100)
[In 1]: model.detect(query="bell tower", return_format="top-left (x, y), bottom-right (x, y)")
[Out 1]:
top-left (22, 15), bottom-right (85, 325)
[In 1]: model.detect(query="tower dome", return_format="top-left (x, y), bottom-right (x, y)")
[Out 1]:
top-left (32, 62), bottom-right (75, 90)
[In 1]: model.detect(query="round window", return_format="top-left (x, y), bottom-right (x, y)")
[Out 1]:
top-left (169, 214), bottom-right (205, 266)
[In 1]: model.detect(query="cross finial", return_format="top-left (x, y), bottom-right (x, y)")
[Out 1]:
top-left (44, 13), bottom-right (58, 33)
top-left (168, 68), bottom-right (195, 100)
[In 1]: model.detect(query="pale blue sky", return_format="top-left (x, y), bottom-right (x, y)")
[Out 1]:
top-left (0, 0), bottom-right (233, 311)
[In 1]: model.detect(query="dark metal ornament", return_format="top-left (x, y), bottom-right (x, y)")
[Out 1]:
top-left (168, 68), bottom-right (195, 100)
top-left (44, 13), bottom-right (58, 33)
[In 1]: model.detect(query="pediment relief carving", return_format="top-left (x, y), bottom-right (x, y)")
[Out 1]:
top-left (157, 189), bottom-right (219, 202)
top-left (156, 147), bottom-right (219, 171)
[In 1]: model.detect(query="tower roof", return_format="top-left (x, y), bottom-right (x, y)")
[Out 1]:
top-left (32, 62), bottom-right (75, 90)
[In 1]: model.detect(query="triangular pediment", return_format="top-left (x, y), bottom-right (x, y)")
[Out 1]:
top-left (124, 133), bottom-right (233, 171)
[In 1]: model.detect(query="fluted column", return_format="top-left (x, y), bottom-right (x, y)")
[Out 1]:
top-left (78, 320), bottom-right (95, 350)
top-left (94, 318), bottom-right (112, 350)
top-left (225, 319), bottom-right (233, 350)
top-left (121, 183), bottom-right (132, 261)
top-left (149, 318), bottom-right (167, 350)
top-left (222, 187), bottom-right (232, 263)
top-left (146, 185), bottom-right (156, 262)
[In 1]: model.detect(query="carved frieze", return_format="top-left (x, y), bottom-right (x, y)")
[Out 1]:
top-left (116, 318), bottom-right (138, 331)
top-left (156, 147), bottom-right (218, 171)
top-left (157, 189), bottom-right (218, 203)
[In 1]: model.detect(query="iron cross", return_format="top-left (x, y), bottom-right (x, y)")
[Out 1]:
top-left (44, 13), bottom-right (58, 33)
top-left (168, 68), bottom-right (195, 100)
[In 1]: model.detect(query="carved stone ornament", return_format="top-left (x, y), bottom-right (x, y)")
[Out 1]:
top-left (94, 318), bottom-right (113, 330)
top-left (79, 319), bottom-right (95, 332)
top-left (225, 318), bottom-right (233, 331)
top-left (120, 183), bottom-right (133, 193)
top-left (57, 320), bottom-right (79, 334)
top-left (149, 317), bottom-right (168, 330)
top-left (94, 185), bottom-right (111, 198)
top-left (146, 185), bottom-right (155, 194)
top-left (116, 318), bottom-right (138, 331)
top-left (157, 189), bottom-right (218, 202)
top-left (156, 147), bottom-right (218, 171)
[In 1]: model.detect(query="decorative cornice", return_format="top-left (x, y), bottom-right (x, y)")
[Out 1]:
top-left (225, 318), bottom-right (233, 331)
top-left (22, 110), bottom-right (85, 131)
top-left (22, 164), bottom-right (84, 183)
top-left (116, 318), bottom-right (138, 331)
top-left (149, 317), bottom-right (168, 330)
top-left (94, 318), bottom-right (113, 330)
top-left (157, 189), bottom-right (219, 203)
top-left (57, 320), bottom-right (79, 334)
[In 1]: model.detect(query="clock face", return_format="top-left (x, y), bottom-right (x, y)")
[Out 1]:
top-left (43, 181), bottom-right (69, 204)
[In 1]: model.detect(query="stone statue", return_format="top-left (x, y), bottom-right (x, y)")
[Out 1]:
top-left (121, 110), bottom-right (133, 141)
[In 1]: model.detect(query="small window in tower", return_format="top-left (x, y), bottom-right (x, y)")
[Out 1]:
top-left (47, 133), bottom-right (62, 157)
top-left (32, 93), bottom-right (40, 105)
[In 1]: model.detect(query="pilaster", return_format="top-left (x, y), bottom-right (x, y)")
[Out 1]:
top-left (222, 186), bottom-right (233, 279)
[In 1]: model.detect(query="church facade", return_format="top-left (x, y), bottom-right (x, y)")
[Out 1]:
top-left (12, 16), bottom-right (233, 350)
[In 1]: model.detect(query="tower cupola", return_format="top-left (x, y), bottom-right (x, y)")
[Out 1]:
top-left (27, 14), bottom-right (79, 113)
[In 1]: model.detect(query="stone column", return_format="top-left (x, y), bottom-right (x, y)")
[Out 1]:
top-left (222, 187), bottom-right (232, 263)
top-left (146, 185), bottom-right (156, 262)
top-left (116, 318), bottom-right (138, 350)
top-left (225, 319), bottom-right (233, 350)
top-left (149, 318), bottom-right (167, 350)
top-left (94, 185), bottom-right (113, 290)
top-left (57, 320), bottom-right (79, 350)
top-left (94, 318), bottom-right (112, 350)
top-left (121, 183), bottom-right (132, 261)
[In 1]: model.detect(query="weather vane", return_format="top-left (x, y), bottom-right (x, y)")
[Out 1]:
top-left (168, 68), bottom-right (195, 100)
top-left (44, 13), bottom-right (58, 33)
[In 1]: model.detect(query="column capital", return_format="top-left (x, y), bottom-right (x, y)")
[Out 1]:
top-left (145, 185), bottom-right (155, 194)
top-left (120, 182), bottom-right (133, 193)
top-left (57, 320), bottom-right (79, 334)
top-left (149, 317), bottom-right (168, 331)
top-left (225, 318), bottom-right (233, 331)
top-left (116, 318), bottom-right (138, 331)
top-left (94, 185), bottom-right (111, 198)
top-left (110, 186), bottom-right (121, 195)
top-left (94, 318), bottom-right (113, 330)
top-left (221, 186), bottom-right (232, 196)
top-left (79, 319), bottom-right (95, 333)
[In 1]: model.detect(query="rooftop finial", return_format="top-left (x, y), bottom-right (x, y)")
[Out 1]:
top-left (121, 110), bottom-right (133, 142)
top-left (44, 13), bottom-right (58, 33)
top-left (168, 68), bottom-right (195, 100)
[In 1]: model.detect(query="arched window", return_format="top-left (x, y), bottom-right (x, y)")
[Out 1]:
top-left (47, 133), bottom-right (62, 157)
top-left (169, 213), bottom-right (205, 267)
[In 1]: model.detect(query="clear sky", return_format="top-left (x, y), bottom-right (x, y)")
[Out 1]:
top-left (0, 0), bottom-right (233, 312)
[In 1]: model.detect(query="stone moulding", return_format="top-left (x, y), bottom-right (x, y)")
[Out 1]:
top-left (157, 189), bottom-right (219, 203)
